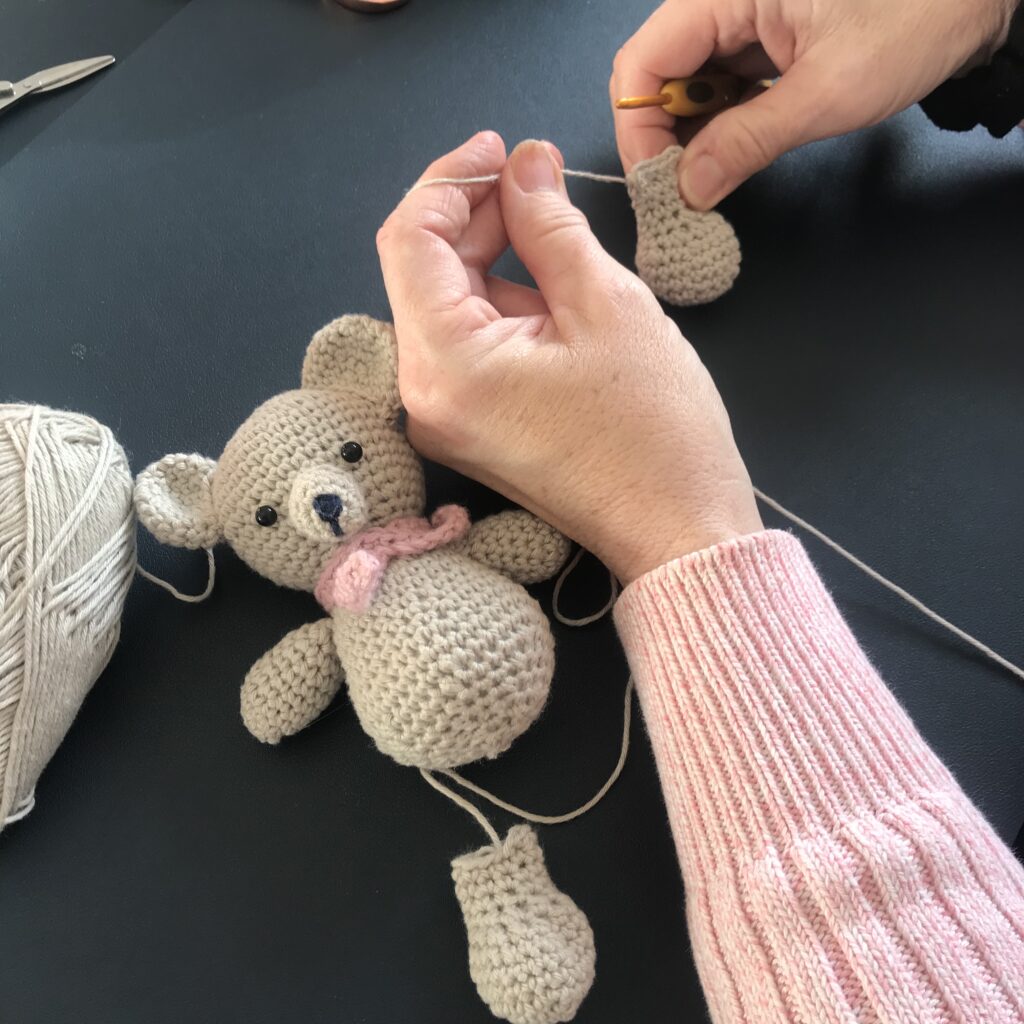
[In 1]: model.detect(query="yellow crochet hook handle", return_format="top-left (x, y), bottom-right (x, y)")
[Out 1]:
top-left (615, 73), bottom-right (744, 118)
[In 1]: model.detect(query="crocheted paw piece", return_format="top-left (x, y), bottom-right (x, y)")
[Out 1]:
top-left (452, 826), bottom-right (596, 1024)
top-left (627, 144), bottom-right (741, 306)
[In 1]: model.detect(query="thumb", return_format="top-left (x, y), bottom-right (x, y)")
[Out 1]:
top-left (679, 60), bottom-right (833, 209)
top-left (500, 140), bottom-right (627, 325)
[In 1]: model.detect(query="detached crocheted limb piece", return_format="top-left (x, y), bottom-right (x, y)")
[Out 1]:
top-left (614, 530), bottom-right (1024, 1024)
top-left (240, 619), bottom-right (343, 743)
top-left (627, 144), bottom-right (741, 306)
top-left (452, 825), bottom-right (596, 1024)
top-left (458, 511), bottom-right (571, 584)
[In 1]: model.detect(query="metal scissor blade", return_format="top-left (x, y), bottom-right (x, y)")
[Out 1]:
top-left (25, 55), bottom-right (115, 93)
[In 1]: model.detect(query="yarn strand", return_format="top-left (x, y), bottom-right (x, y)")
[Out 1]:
top-left (753, 487), bottom-right (1024, 683)
top-left (421, 767), bottom-right (500, 845)
top-left (3, 790), bottom-right (35, 824)
top-left (136, 549), bottom-right (216, 603)
top-left (440, 677), bottom-right (634, 826)
top-left (419, 487), bottom-right (1023, 841)
top-left (407, 168), bottom-right (626, 193)
top-left (551, 546), bottom-right (620, 627)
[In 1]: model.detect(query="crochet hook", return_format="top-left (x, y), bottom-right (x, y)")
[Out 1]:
top-left (615, 73), bottom-right (746, 118)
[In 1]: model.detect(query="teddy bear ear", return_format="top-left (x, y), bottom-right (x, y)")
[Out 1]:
top-left (301, 315), bottom-right (400, 413)
top-left (134, 453), bottom-right (221, 549)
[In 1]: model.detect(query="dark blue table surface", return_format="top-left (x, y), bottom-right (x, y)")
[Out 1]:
top-left (0, 0), bottom-right (189, 167)
top-left (1, 1), bottom-right (1022, 1022)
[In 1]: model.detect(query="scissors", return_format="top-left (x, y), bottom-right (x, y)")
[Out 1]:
top-left (0, 56), bottom-right (115, 117)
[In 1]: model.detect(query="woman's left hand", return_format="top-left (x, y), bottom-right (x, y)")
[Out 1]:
top-left (376, 132), bottom-right (761, 583)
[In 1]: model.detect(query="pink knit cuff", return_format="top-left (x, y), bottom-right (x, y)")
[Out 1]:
top-left (614, 531), bottom-right (1024, 1023)
top-left (613, 530), bottom-right (956, 858)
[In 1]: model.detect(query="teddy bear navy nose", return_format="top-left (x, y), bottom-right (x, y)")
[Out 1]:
top-left (313, 493), bottom-right (343, 535)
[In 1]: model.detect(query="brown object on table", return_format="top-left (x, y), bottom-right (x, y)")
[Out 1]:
top-left (336, 0), bottom-right (409, 11)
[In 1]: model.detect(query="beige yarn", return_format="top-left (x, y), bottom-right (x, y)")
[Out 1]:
top-left (0, 405), bottom-right (135, 828)
top-left (627, 144), bottom-right (741, 306)
top-left (452, 825), bottom-right (596, 1024)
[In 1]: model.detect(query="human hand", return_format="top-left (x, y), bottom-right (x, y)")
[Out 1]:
top-left (376, 133), bottom-right (762, 584)
top-left (611, 0), bottom-right (1015, 210)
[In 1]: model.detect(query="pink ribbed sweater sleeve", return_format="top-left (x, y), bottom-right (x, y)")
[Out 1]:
top-left (613, 530), bottom-right (1024, 1024)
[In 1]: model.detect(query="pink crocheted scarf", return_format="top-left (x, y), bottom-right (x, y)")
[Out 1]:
top-left (314, 504), bottom-right (470, 614)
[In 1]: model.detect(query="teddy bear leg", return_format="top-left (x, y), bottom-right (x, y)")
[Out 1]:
top-left (451, 826), bottom-right (596, 1024)
top-left (626, 144), bottom-right (741, 306)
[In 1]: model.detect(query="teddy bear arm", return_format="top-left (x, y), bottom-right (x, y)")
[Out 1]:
top-left (459, 510), bottom-right (571, 584)
top-left (240, 618), bottom-right (344, 744)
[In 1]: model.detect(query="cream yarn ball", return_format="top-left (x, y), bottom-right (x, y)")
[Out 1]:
top-left (0, 405), bottom-right (135, 829)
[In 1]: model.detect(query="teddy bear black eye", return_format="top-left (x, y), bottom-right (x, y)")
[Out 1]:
top-left (340, 441), bottom-right (363, 464)
top-left (255, 505), bottom-right (278, 527)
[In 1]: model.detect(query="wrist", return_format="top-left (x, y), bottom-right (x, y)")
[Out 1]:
top-left (983, 0), bottom-right (1020, 58)
top-left (958, 0), bottom-right (1015, 69)
top-left (611, 527), bottom-right (753, 586)
top-left (597, 491), bottom-right (764, 585)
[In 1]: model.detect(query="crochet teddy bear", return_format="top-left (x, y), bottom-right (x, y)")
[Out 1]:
top-left (134, 315), bottom-right (596, 1024)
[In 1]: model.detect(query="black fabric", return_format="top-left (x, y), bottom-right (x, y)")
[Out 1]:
top-left (920, 3), bottom-right (1024, 137)
top-left (1, 1), bottom-right (1022, 1022)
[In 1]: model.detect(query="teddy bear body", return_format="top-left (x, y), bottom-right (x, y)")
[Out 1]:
top-left (333, 547), bottom-right (555, 768)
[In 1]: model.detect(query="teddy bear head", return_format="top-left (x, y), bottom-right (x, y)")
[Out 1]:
top-left (135, 316), bottom-right (426, 591)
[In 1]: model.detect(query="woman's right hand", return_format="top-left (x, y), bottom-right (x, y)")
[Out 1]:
top-left (611, 0), bottom-right (1015, 210)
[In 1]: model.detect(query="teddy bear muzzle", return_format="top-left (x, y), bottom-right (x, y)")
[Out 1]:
top-left (288, 464), bottom-right (368, 541)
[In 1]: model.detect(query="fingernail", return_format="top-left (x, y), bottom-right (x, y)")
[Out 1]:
top-left (680, 153), bottom-right (726, 210)
top-left (511, 140), bottom-right (561, 193)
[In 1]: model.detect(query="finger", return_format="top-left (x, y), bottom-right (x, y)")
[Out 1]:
top-left (710, 43), bottom-right (778, 82)
top-left (456, 139), bottom-right (565, 276)
top-left (454, 140), bottom-right (569, 294)
top-left (499, 140), bottom-right (632, 329)
top-left (456, 189), bottom-right (509, 299)
top-left (378, 131), bottom-right (506, 334)
top-left (678, 58), bottom-right (833, 209)
top-left (456, 146), bottom-right (565, 297)
top-left (485, 277), bottom-right (549, 318)
top-left (409, 130), bottom-right (505, 208)
top-left (669, 71), bottom-right (776, 146)
top-left (611, 1), bottom-right (720, 170)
